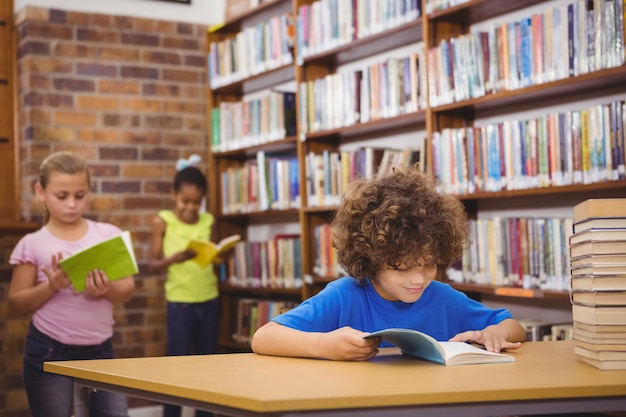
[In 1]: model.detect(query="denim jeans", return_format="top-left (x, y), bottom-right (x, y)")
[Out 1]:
top-left (163, 299), bottom-right (220, 417)
top-left (23, 323), bottom-right (129, 417)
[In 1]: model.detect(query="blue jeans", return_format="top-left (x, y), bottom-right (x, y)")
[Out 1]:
top-left (23, 323), bottom-right (129, 417)
top-left (163, 299), bottom-right (220, 417)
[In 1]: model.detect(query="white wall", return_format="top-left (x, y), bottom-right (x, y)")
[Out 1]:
top-left (14, 0), bottom-right (226, 25)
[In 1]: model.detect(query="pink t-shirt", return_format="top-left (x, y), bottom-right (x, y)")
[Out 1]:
top-left (10, 220), bottom-right (123, 345)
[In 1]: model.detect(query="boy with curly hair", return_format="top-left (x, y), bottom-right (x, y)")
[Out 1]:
top-left (251, 165), bottom-right (526, 361)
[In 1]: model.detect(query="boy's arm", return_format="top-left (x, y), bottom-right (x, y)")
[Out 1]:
top-left (449, 318), bottom-right (527, 352)
top-left (251, 321), bottom-right (380, 361)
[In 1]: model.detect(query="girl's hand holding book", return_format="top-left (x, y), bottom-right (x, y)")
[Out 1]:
top-left (42, 252), bottom-right (71, 292)
top-left (84, 269), bottom-right (113, 297)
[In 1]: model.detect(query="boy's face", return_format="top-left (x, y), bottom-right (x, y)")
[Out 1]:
top-left (372, 262), bottom-right (438, 303)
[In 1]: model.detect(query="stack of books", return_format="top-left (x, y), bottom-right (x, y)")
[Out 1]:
top-left (569, 199), bottom-right (626, 370)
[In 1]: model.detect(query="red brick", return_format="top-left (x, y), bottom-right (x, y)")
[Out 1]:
top-left (76, 27), bottom-right (119, 43)
top-left (162, 36), bottom-right (199, 50)
top-left (52, 77), bottom-right (96, 92)
top-left (53, 43), bottom-right (97, 58)
top-left (163, 132), bottom-right (206, 146)
top-left (122, 164), bottom-right (164, 178)
top-left (20, 56), bottom-right (72, 74)
top-left (31, 126), bottom-right (75, 141)
top-left (76, 95), bottom-right (119, 111)
top-left (102, 114), bottom-right (141, 128)
top-left (119, 98), bottom-right (162, 112)
top-left (98, 80), bottom-right (140, 95)
top-left (77, 129), bottom-right (119, 143)
top-left (113, 16), bottom-right (133, 29)
top-left (99, 47), bottom-right (140, 62)
top-left (66, 11), bottom-right (89, 25)
top-left (145, 115), bottom-right (183, 130)
top-left (142, 83), bottom-right (180, 97)
top-left (142, 51), bottom-right (181, 65)
top-left (163, 68), bottom-right (201, 83)
top-left (99, 147), bottom-right (139, 160)
top-left (91, 13), bottom-right (113, 27)
top-left (155, 20), bottom-right (175, 34)
top-left (134, 18), bottom-right (155, 32)
top-left (54, 111), bottom-right (97, 126)
top-left (120, 66), bottom-right (159, 80)
top-left (20, 22), bottom-right (73, 40)
top-left (76, 63), bottom-right (117, 77)
top-left (121, 131), bottom-right (161, 145)
top-left (121, 33), bottom-right (159, 47)
top-left (163, 100), bottom-right (205, 114)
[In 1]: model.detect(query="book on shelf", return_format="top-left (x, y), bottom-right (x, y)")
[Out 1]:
top-left (364, 328), bottom-right (515, 366)
top-left (571, 254), bottom-right (626, 267)
top-left (571, 290), bottom-right (626, 306)
top-left (572, 303), bottom-right (626, 325)
top-left (574, 199), bottom-right (626, 222)
top-left (571, 274), bottom-right (626, 291)
top-left (574, 338), bottom-right (626, 353)
top-left (570, 240), bottom-right (626, 258)
top-left (186, 234), bottom-right (241, 267)
top-left (569, 228), bottom-right (626, 245)
top-left (574, 321), bottom-right (626, 334)
top-left (574, 327), bottom-right (626, 344)
top-left (571, 263), bottom-right (626, 276)
top-left (574, 217), bottom-right (626, 233)
top-left (59, 230), bottom-right (138, 293)
top-left (576, 354), bottom-right (626, 371)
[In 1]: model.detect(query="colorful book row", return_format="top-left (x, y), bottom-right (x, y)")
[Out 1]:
top-left (304, 145), bottom-right (424, 207)
top-left (220, 151), bottom-right (299, 214)
top-left (298, 52), bottom-right (426, 136)
top-left (231, 298), bottom-right (299, 345)
top-left (208, 12), bottom-right (295, 89)
top-left (228, 236), bottom-right (303, 289)
top-left (211, 91), bottom-right (296, 153)
top-left (428, 0), bottom-right (625, 106)
top-left (431, 100), bottom-right (626, 195)
top-left (458, 217), bottom-right (574, 292)
top-left (297, 0), bottom-right (421, 61)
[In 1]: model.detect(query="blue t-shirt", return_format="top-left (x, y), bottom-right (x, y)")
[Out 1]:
top-left (273, 277), bottom-right (513, 345)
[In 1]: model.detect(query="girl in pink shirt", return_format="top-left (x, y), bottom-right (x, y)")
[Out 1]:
top-left (9, 151), bottom-right (135, 417)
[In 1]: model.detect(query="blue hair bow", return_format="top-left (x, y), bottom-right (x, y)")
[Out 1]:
top-left (176, 154), bottom-right (202, 171)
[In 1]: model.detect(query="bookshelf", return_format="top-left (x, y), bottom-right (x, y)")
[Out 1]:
top-left (208, 0), bottom-right (626, 350)
top-left (0, 0), bottom-right (18, 222)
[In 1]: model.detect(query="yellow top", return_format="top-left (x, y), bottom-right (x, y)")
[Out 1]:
top-left (159, 210), bottom-right (218, 303)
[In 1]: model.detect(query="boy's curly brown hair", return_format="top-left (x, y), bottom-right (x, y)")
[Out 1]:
top-left (332, 165), bottom-right (469, 281)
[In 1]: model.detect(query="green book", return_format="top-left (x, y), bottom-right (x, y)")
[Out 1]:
top-left (59, 230), bottom-right (138, 292)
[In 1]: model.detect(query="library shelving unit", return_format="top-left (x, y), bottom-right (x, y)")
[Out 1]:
top-left (206, 0), bottom-right (303, 351)
top-left (208, 0), bottom-right (626, 350)
top-left (424, 0), bottom-right (626, 301)
top-left (0, 0), bottom-right (18, 222)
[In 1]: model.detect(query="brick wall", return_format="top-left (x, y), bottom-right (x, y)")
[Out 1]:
top-left (1, 5), bottom-right (209, 416)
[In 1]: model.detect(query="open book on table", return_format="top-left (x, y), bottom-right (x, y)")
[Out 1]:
top-left (365, 328), bottom-right (515, 365)
top-left (186, 234), bottom-right (241, 267)
top-left (59, 230), bottom-right (138, 292)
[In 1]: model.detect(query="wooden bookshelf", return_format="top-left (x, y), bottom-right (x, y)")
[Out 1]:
top-left (207, 0), bottom-right (626, 350)
top-left (0, 0), bottom-right (18, 222)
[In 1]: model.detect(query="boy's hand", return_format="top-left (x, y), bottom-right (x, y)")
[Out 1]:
top-left (449, 329), bottom-right (522, 353)
top-left (320, 327), bottom-right (380, 361)
top-left (85, 269), bottom-right (112, 297)
top-left (42, 252), bottom-right (71, 292)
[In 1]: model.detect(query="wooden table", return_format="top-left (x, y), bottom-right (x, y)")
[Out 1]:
top-left (44, 340), bottom-right (626, 417)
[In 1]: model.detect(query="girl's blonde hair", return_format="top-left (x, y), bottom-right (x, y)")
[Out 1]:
top-left (38, 151), bottom-right (91, 222)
